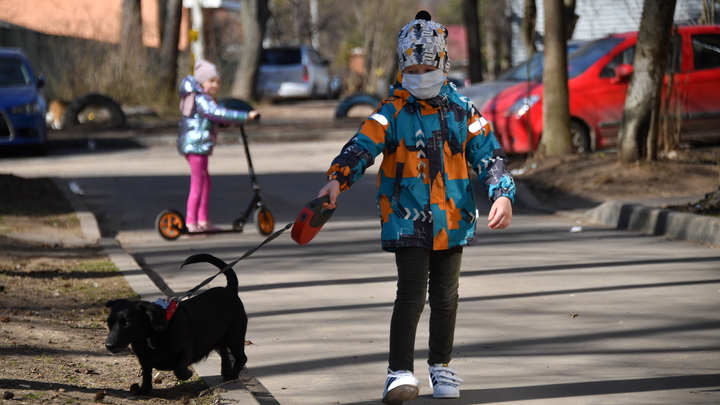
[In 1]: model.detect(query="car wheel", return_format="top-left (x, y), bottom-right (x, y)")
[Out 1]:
top-left (64, 93), bottom-right (126, 129)
top-left (335, 93), bottom-right (382, 119)
top-left (570, 120), bottom-right (591, 154)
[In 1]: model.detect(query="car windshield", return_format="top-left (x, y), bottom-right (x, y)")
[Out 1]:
top-left (261, 49), bottom-right (302, 65)
top-left (0, 57), bottom-right (32, 86)
top-left (499, 41), bottom-right (587, 81)
top-left (499, 52), bottom-right (545, 81)
top-left (567, 37), bottom-right (624, 79)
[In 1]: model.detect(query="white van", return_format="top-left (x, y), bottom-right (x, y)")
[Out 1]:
top-left (256, 45), bottom-right (335, 100)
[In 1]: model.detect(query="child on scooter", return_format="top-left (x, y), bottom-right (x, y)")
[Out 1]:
top-left (177, 59), bottom-right (259, 233)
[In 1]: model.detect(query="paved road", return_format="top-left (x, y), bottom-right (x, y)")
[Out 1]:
top-left (2, 139), bottom-right (719, 404)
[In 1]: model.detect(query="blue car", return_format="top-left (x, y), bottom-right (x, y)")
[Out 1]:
top-left (0, 47), bottom-right (47, 154)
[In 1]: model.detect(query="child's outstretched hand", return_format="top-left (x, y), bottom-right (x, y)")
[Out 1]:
top-left (487, 196), bottom-right (512, 230)
top-left (318, 180), bottom-right (340, 210)
top-left (247, 110), bottom-right (260, 121)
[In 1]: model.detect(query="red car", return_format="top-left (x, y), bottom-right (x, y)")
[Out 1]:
top-left (479, 25), bottom-right (720, 154)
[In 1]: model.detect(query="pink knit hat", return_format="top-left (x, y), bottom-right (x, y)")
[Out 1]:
top-left (193, 60), bottom-right (220, 84)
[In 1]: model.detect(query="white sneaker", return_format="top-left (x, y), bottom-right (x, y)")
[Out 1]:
top-left (428, 363), bottom-right (463, 399)
top-left (382, 369), bottom-right (419, 405)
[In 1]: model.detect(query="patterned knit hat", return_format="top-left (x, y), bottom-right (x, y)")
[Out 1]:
top-left (397, 11), bottom-right (449, 72)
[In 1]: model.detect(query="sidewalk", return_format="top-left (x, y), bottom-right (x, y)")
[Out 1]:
top-left (51, 164), bottom-right (720, 405)
top-left (31, 100), bottom-right (720, 403)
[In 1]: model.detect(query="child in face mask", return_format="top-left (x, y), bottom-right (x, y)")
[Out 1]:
top-left (316, 10), bottom-right (515, 405)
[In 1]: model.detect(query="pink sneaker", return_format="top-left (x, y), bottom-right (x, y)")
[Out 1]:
top-left (186, 223), bottom-right (203, 233)
top-left (198, 221), bottom-right (221, 232)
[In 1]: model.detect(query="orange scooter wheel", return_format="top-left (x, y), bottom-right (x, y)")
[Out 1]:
top-left (253, 207), bottom-right (275, 236)
top-left (156, 209), bottom-right (185, 241)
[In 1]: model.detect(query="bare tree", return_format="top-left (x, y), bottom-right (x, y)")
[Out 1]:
top-left (159, 0), bottom-right (183, 100)
top-left (120, 0), bottom-right (144, 63)
top-left (231, 0), bottom-right (270, 100)
top-left (563, 0), bottom-right (578, 39)
top-left (617, 0), bottom-right (677, 163)
top-left (521, 0), bottom-right (537, 55)
top-left (537, 0), bottom-right (572, 156)
top-left (463, 0), bottom-right (483, 83)
top-left (483, 0), bottom-right (512, 80)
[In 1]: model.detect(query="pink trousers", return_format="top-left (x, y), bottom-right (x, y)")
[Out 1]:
top-left (185, 154), bottom-right (211, 225)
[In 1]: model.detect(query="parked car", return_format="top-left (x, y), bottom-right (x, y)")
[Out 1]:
top-left (481, 25), bottom-right (720, 154)
top-left (0, 47), bottom-right (47, 154)
top-left (463, 40), bottom-right (586, 112)
top-left (256, 45), bottom-right (336, 100)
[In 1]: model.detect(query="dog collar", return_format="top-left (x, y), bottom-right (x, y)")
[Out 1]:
top-left (154, 298), bottom-right (179, 321)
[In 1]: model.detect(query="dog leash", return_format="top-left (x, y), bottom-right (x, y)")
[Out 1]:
top-left (178, 222), bottom-right (293, 301)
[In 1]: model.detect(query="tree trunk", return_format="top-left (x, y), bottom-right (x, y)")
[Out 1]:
top-left (120, 0), bottom-right (144, 62)
top-left (202, 8), bottom-right (218, 63)
top-left (538, 0), bottom-right (572, 156)
top-left (617, 0), bottom-right (677, 163)
top-left (563, 0), bottom-right (578, 40)
top-left (231, 0), bottom-right (270, 101)
top-left (521, 0), bottom-right (537, 55)
top-left (483, 0), bottom-right (511, 79)
top-left (157, 0), bottom-right (168, 44)
top-left (159, 0), bottom-right (183, 101)
top-left (463, 0), bottom-right (483, 84)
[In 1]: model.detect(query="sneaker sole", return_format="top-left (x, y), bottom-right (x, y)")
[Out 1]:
top-left (382, 385), bottom-right (419, 405)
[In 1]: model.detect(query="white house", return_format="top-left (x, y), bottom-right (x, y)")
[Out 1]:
top-left (509, 0), bottom-right (709, 64)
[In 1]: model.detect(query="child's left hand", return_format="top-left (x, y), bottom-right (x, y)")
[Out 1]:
top-left (487, 196), bottom-right (512, 230)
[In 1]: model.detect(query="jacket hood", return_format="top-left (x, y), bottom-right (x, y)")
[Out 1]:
top-left (179, 75), bottom-right (204, 98)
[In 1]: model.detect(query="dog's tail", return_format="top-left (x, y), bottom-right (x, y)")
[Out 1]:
top-left (181, 253), bottom-right (239, 291)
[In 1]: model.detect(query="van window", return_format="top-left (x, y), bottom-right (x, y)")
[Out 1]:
top-left (262, 49), bottom-right (302, 65)
top-left (693, 34), bottom-right (720, 70)
top-left (308, 48), bottom-right (321, 65)
top-left (600, 46), bottom-right (635, 78)
top-left (567, 37), bottom-right (624, 79)
top-left (599, 35), bottom-right (681, 78)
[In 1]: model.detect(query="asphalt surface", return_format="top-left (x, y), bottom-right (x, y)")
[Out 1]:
top-left (2, 102), bottom-right (719, 404)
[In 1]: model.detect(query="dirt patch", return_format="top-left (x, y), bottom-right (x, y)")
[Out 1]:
top-left (508, 148), bottom-right (720, 213)
top-left (0, 175), bottom-right (219, 404)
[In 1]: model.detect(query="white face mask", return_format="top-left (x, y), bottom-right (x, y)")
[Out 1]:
top-left (402, 69), bottom-right (446, 100)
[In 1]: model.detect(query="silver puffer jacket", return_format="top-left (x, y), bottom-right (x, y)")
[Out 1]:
top-left (177, 75), bottom-right (249, 155)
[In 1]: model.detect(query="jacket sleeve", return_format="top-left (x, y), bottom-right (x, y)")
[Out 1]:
top-left (195, 94), bottom-right (249, 124)
top-left (465, 102), bottom-right (516, 203)
top-left (327, 104), bottom-right (391, 191)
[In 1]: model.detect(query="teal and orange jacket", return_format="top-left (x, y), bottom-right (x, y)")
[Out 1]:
top-left (327, 79), bottom-right (516, 251)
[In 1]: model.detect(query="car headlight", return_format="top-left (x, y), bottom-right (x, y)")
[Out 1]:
top-left (11, 102), bottom-right (42, 115)
top-left (509, 95), bottom-right (540, 119)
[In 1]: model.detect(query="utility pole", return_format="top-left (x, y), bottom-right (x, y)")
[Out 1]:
top-left (190, 0), bottom-right (205, 69)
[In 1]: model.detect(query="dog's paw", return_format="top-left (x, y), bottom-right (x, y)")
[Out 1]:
top-left (133, 383), bottom-right (151, 395)
top-left (175, 368), bottom-right (193, 381)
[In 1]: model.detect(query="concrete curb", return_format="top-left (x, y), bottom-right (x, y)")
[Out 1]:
top-left (583, 200), bottom-right (720, 247)
top-left (51, 177), bottom-right (101, 245)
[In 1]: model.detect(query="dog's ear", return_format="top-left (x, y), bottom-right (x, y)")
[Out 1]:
top-left (138, 302), bottom-right (168, 332)
top-left (106, 299), bottom-right (130, 309)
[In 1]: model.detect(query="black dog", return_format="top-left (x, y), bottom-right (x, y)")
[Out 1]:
top-left (105, 254), bottom-right (247, 395)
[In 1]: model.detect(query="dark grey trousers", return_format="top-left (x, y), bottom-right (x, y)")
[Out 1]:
top-left (389, 246), bottom-right (463, 372)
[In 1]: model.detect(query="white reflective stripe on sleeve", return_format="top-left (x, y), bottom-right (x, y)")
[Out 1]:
top-left (468, 120), bottom-right (482, 134)
top-left (370, 113), bottom-right (388, 126)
